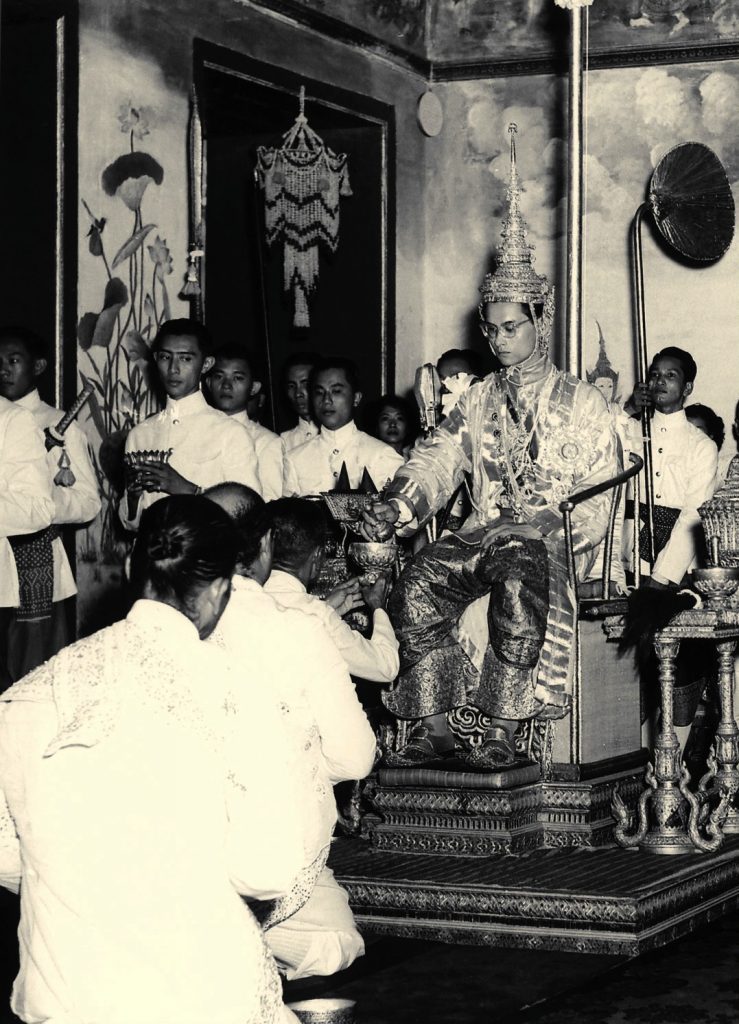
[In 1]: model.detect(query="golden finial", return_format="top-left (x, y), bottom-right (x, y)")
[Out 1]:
top-left (479, 125), bottom-right (551, 308)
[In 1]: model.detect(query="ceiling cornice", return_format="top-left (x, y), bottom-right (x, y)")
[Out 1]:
top-left (247, 0), bottom-right (431, 79)
top-left (249, 1), bottom-right (739, 83)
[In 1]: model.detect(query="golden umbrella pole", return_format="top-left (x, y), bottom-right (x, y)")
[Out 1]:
top-left (557, 0), bottom-right (590, 377)
top-left (630, 203), bottom-right (657, 566)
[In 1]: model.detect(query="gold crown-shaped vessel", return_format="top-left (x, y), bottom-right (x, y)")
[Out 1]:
top-left (123, 448), bottom-right (173, 468)
top-left (699, 456), bottom-right (739, 567)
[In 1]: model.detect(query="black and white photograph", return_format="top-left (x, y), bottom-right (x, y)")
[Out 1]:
top-left (1, 1), bottom-right (738, 1022)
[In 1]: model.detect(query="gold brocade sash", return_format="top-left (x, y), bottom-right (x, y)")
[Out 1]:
top-left (8, 526), bottom-right (59, 622)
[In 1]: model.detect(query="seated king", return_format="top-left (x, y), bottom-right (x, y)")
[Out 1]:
top-left (363, 126), bottom-right (619, 771)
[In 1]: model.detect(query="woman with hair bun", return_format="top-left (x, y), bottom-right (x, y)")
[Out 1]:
top-left (0, 495), bottom-right (303, 1024)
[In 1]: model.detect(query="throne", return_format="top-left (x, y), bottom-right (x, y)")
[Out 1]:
top-left (361, 453), bottom-right (647, 855)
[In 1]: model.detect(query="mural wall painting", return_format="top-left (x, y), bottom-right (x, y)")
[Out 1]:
top-left (424, 60), bottom-right (739, 440)
top-left (429, 0), bottom-right (739, 65)
top-left (78, 103), bottom-right (173, 563)
top-left (76, 30), bottom-right (189, 628)
top-left (247, 0), bottom-right (739, 69)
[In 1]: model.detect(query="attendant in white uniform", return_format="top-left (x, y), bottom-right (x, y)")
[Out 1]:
top-left (0, 338), bottom-right (57, 687)
top-left (0, 327), bottom-right (100, 679)
top-left (685, 402), bottom-right (726, 494)
top-left (206, 482), bottom-right (376, 980)
top-left (623, 347), bottom-right (718, 588)
top-left (0, 495), bottom-right (302, 1024)
top-left (119, 320), bottom-right (260, 532)
top-left (623, 349), bottom-right (719, 751)
top-left (265, 497), bottom-right (399, 684)
top-left (206, 345), bottom-right (284, 500)
top-left (280, 351), bottom-right (320, 453)
top-left (283, 356), bottom-right (404, 496)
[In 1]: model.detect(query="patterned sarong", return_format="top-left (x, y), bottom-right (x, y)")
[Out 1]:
top-left (385, 530), bottom-right (550, 721)
top-left (8, 526), bottom-right (58, 622)
top-left (625, 500), bottom-right (680, 561)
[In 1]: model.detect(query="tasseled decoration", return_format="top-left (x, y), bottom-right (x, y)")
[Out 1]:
top-left (54, 448), bottom-right (76, 487)
top-left (256, 86), bottom-right (352, 328)
top-left (181, 246), bottom-right (204, 298)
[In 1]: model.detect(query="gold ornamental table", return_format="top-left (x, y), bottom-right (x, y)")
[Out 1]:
top-left (605, 606), bottom-right (739, 854)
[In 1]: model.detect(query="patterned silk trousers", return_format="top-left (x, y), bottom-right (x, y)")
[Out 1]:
top-left (384, 530), bottom-right (550, 721)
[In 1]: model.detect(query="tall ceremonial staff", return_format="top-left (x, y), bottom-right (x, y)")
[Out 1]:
top-left (555, 0), bottom-right (591, 380)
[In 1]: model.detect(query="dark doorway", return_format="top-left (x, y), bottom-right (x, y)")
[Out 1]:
top-left (195, 43), bottom-right (395, 432)
top-left (0, 0), bottom-right (78, 406)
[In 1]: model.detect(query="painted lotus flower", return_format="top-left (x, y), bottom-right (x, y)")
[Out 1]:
top-left (147, 235), bottom-right (173, 280)
top-left (117, 102), bottom-right (154, 141)
top-left (101, 152), bottom-right (164, 212)
top-left (123, 329), bottom-right (150, 365)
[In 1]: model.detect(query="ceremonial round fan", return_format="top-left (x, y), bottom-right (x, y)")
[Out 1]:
top-left (648, 141), bottom-right (735, 262)
top-left (631, 141), bottom-right (735, 568)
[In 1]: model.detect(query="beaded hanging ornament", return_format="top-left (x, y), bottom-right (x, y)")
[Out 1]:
top-left (256, 87), bottom-right (352, 328)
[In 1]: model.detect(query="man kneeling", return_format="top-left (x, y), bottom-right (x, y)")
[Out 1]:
top-left (206, 484), bottom-right (376, 979)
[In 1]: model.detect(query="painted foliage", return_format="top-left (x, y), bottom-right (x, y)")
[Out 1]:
top-left (78, 103), bottom-right (173, 564)
top-left (76, 30), bottom-right (188, 626)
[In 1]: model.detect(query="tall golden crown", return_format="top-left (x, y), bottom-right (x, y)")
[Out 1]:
top-left (479, 124), bottom-right (553, 309)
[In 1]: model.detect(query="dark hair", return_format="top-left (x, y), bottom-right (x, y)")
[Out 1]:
top-left (310, 356), bottom-right (360, 394)
top-left (0, 326), bottom-right (48, 362)
top-left (152, 318), bottom-right (214, 357)
top-left (211, 343), bottom-right (266, 381)
top-left (685, 403), bottom-right (725, 450)
top-left (268, 497), bottom-right (329, 569)
top-left (651, 346), bottom-right (697, 385)
top-left (282, 350), bottom-right (320, 381)
top-left (437, 348), bottom-right (483, 379)
top-left (130, 495), bottom-right (238, 611)
top-left (364, 393), bottom-right (420, 445)
top-left (204, 483), bottom-right (268, 566)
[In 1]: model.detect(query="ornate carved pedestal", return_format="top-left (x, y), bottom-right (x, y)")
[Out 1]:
top-left (699, 639), bottom-right (739, 834)
top-left (607, 608), bottom-right (739, 855)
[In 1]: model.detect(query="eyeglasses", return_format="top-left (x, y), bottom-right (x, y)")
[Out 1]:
top-left (479, 317), bottom-right (531, 341)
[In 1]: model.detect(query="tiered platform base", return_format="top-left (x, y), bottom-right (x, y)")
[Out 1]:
top-left (330, 834), bottom-right (739, 955)
top-left (361, 758), bottom-right (647, 857)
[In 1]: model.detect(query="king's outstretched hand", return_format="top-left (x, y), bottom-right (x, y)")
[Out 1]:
top-left (360, 501), bottom-right (400, 542)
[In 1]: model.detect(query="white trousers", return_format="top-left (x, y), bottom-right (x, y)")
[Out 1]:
top-left (265, 867), bottom-right (365, 981)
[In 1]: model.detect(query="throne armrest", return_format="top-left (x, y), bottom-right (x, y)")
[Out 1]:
top-left (559, 453), bottom-right (644, 603)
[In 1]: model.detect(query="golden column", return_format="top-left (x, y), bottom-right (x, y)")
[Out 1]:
top-left (555, 0), bottom-right (592, 377)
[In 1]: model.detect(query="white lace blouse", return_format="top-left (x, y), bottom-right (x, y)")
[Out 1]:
top-left (0, 599), bottom-right (303, 1024)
